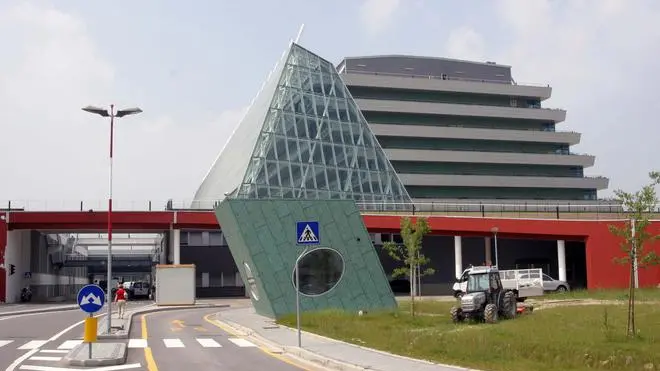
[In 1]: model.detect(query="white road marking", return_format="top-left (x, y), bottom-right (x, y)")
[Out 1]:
top-left (40, 350), bottom-right (69, 354)
top-left (28, 356), bottom-right (62, 361)
top-left (0, 340), bottom-right (14, 348)
top-left (8, 349), bottom-right (40, 371)
top-left (227, 338), bottom-right (256, 347)
top-left (57, 340), bottom-right (82, 350)
top-left (196, 338), bottom-right (222, 348)
top-left (162, 338), bottom-right (185, 348)
top-left (19, 364), bottom-right (142, 371)
top-left (127, 339), bottom-right (147, 348)
top-left (18, 340), bottom-right (48, 350)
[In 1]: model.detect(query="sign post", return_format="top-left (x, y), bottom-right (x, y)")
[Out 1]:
top-left (294, 221), bottom-right (320, 348)
top-left (77, 284), bottom-right (106, 359)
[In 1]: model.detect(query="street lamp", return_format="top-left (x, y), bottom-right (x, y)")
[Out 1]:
top-left (82, 104), bottom-right (142, 333)
top-left (490, 227), bottom-right (499, 268)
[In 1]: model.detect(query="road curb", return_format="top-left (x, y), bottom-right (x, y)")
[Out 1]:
top-left (214, 311), bottom-right (483, 371)
top-left (0, 305), bottom-right (79, 317)
top-left (62, 343), bottom-right (127, 367)
top-left (98, 303), bottom-right (231, 340)
top-left (212, 315), bottom-right (367, 371)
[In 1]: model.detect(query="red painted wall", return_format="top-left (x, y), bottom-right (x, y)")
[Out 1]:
top-left (588, 220), bottom-right (660, 289)
top-left (0, 215), bottom-right (7, 302)
top-left (5, 211), bottom-right (660, 290)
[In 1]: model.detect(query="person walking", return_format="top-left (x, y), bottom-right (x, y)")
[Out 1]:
top-left (115, 283), bottom-right (127, 319)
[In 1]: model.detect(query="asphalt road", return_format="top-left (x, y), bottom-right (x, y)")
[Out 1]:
top-left (127, 307), bottom-right (308, 371)
top-left (0, 301), bottom-right (150, 371)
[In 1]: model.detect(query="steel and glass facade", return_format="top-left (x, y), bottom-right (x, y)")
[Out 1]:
top-left (193, 43), bottom-right (411, 210)
top-left (337, 55), bottom-right (609, 202)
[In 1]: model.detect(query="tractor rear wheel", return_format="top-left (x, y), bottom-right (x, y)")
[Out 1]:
top-left (450, 306), bottom-right (464, 323)
top-left (502, 291), bottom-right (517, 319)
top-left (484, 303), bottom-right (498, 324)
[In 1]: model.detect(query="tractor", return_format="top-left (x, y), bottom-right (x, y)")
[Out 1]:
top-left (450, 266), bottom-right (517, 324)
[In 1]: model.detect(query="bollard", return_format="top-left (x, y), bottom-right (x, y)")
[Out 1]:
top-left (83, 315), bottom-right (98, 359)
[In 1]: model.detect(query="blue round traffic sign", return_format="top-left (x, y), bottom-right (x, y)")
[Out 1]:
top-left (77, 284), bottom-right (106, 313)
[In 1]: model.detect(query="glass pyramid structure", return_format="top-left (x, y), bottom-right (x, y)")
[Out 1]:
top-left (193, 43), bottom-right (411, 210)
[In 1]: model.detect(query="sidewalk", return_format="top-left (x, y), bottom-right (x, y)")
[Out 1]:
top-left (216, 307), bottom-right (479, 371)
top-left (0, 303), bottom-right (78, 316)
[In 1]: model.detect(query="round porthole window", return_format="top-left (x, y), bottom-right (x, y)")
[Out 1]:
top-left (292, 247), bottom-right (345, 296)
top-left (244, 262), bottom-right (259, 301)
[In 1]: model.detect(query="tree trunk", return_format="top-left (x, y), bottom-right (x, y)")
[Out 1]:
top-left (627, 260), bottom-right (634, 337)
top-left (410, 264), bottom-right (415, 317)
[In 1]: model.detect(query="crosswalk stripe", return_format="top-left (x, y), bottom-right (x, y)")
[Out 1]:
top-left (39, 350), bottom-right (69, 354)
top-left (28, 356), bottom-right (61, 362)
top-left (196, 338), bottom-right (222, 348)
top-left (227, 338), bottom-right (257, 347)
top-left (18, 340), bottom-right (48, 350)
top-left (0, 340), bottom-right (14, 348)
top-left (128, 339), bottom-right (148, 348)
top-left (57, 340), bottom-right (82, 350)
top-left (163, 338), bottom-right (185, 348)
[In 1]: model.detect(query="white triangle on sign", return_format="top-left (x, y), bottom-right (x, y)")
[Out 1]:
top-left (298, 224), bottom-right (319, 243)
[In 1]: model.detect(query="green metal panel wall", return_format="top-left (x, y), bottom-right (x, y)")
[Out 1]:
top-left (215, 198), bottom-right (397, 319)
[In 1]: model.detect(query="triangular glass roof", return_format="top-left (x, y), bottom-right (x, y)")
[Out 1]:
top-left (193, 43), bottom-right (411, 210)
top-left (236, 43), bottom-right (411, 207)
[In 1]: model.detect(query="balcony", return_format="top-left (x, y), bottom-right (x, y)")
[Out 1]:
top-left (341, 70), bottom-right (553, 100)
top-left (370, 124), bottom-right (581, 145)
top-left (385, 148), bottom-right (596, 167)
top-left (398, 173), bottom-right (609, 190)
top-left (355, 98), bottom-right (566, 123)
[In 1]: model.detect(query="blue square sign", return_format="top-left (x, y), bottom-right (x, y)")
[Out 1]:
top-left (296, 221), bottom-right (320, 245)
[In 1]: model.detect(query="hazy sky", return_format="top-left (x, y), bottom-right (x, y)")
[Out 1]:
top-left (1, 0), bottom-right (658, 210)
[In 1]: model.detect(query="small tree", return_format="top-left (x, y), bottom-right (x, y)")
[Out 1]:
top-left (608, 171), bottom-right (660, 338)
top-left (382, 216), bottom-right (434, 317)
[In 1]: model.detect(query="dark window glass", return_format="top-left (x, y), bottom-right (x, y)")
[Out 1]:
top-left (244, 262), bottom-right (259, 301)
top-left (292, 248), bottom-right (344, 296)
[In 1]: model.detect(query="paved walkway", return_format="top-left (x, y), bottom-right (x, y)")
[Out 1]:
top-left (217, 307), bottom-right (478, 371)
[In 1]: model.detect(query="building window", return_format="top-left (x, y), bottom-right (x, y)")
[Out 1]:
top-left (244, 262), bottom-right (259, 301)
top-left (292, 247), bottom-right (345, 296)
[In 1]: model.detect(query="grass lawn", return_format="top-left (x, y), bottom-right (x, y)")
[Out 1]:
top-left (538, 288), bottom-right (660, 302)
top-left (278, 299), bottom-right (660, 371)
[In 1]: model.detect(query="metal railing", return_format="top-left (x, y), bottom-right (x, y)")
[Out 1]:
top-left (342, 68), bottom-right (551, 88)
top-left (2, 198), bottom-right (657, 221)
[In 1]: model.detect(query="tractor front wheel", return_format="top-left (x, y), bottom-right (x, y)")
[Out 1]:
top-left (484, 303), bottom-right (498, 324)
top-left (450, 306), bottom-right (464, 323)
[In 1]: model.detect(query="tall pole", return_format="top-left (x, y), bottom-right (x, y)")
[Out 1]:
top-left (632, 218), bottom-right (638, 289)
top-left (493, 231), bottom-right (499, 267)
top-left (295, 254), bottom-right (301, 347)
top-left (107, 104), bottom-right (115, 333)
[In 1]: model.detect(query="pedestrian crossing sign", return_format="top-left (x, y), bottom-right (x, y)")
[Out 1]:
top-left (296, 221), bottom-right (320, 245)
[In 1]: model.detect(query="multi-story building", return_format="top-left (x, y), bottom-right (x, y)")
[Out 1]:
top-left (337, 55), bottom-right (609, 203)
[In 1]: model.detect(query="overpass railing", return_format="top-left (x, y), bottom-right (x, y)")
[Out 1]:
top-left (2, 199), bottom-right (658, 220)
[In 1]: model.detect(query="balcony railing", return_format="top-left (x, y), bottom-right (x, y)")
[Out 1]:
top-left (2, 199), bottom-right (658, 221)
top-left (342, 68), bottom-right (551, 88)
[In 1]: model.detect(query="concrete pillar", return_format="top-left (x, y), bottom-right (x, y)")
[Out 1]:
top-left (373, 233), bottom-right (382, 245)
top-left (4, 230), bottom-right (30, 303)
top-left (557, 240), bottom-right (567, 282)
top-left (0, 215), bottom-right (6, 303)
top-left (171, 229), bottom-right (181, 265)
top-left (484, 237), bottom-right (492, 266)
top-left (454, 236), bottom-right (463, 279)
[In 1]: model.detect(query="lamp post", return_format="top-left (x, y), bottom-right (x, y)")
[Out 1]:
top-left (490, 227), bottom-right (499, 267)
top-left (82, 104), bottom-right (142, 333)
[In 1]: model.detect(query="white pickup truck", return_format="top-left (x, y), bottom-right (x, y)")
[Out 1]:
top-left (452, 266), bottom-right (544, 301)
